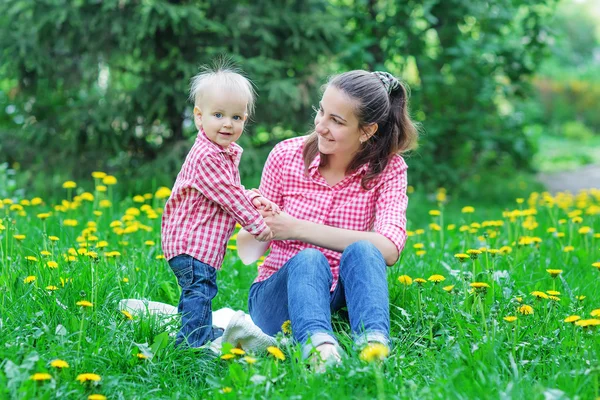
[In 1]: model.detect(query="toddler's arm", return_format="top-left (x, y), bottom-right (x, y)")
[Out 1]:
top-left (194, 154), bottom-right (270, 239)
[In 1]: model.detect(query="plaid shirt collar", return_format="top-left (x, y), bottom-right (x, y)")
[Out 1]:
top-left (197, 129), bottom-right (242, 159)
top-left (308, 153), bottom-right (369, 183)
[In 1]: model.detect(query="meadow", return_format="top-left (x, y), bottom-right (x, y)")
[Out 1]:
top-left (1, 172), bottom-right (599, 399)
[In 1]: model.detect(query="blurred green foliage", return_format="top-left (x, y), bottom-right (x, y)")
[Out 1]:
top-left (0, 0), bottom-right (560, 199)
top-left (528, 0), bottom-right (600, 136)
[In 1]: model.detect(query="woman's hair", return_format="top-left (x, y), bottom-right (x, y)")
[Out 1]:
top-left (189, 58), bottom-right (256, 117)
top-left (303, 70), bottom-right (419, 189)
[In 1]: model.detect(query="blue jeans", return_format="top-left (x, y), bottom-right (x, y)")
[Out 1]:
top-left (248, 241), bottom-right (390, 358)
top-left (168, 255), bottom-right (223, 348)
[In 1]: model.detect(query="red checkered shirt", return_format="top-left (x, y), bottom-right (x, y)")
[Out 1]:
top-left (161, 130), bottom-right (267, 269)
top-left (256, 136), bottom-right (408, 291)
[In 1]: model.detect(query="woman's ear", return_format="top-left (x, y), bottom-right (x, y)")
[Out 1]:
top-left (360, 123), bottom-right (378, 143)
top-left (193, 106), bottom-right (203, 130)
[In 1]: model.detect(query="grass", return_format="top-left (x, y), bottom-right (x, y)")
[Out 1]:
top-left (1, 175), bottom-right (600, 399)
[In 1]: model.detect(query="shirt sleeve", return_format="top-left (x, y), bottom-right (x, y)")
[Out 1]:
top-left (193, 153), bottom-right (268, 236)
top-left (373, 168), bottom-right (408, 259)
top-left (258, 143), bottom-right (286, 207)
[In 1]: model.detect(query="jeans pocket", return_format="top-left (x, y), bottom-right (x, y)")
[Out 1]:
top-left (169, 256), bottom-right (194, 288)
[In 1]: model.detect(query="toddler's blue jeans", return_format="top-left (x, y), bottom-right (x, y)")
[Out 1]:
top-left (248, 241), bottom-right (390, 358)
top-left (168, 254), bottom-right (223, 348)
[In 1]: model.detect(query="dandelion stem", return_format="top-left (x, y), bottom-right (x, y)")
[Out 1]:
top-left (478, 295), bottom-right (488, 338)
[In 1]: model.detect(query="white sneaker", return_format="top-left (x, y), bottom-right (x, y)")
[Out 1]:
top-left (310, 343), bottom-right (343, 373)
top-left (221, 311), bottom-right (277, 352)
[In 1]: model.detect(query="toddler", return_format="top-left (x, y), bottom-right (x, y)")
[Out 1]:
top-left (161, 61), bottom-right (277, 348)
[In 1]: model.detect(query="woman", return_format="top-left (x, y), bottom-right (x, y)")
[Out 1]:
top-left (245, 70), bottom-right (418, 366)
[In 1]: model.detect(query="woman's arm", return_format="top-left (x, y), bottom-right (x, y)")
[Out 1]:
top-left (263, 212), bottom-right (399, 265)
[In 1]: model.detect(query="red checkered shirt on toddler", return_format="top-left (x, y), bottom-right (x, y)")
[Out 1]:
top-left (255, 136), bottom-right (408, 291)
top-left (161, 130), bottom-right (267, 269)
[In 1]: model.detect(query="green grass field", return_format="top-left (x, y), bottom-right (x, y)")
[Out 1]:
top-left (1, 175), bottom-right (599, 399)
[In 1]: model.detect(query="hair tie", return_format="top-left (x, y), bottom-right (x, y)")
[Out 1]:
top-left (372, 71), bottom-right (401, 94)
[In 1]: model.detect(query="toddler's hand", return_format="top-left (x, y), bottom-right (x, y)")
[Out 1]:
top-left (255, 226), bottom-right (273, 242)
top-left (252, 196), bottom-right (280, 215)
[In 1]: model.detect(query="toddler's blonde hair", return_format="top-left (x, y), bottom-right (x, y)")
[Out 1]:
top-left (189, 58), bottom-right (256, 117)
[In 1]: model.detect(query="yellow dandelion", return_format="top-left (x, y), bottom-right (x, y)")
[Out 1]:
top-left (46, 285), bottom-right (59, 291)
top-left (156, 254), bottom-right (165, 260)
top-left (546, 290), bottom-right (560, 296)
top-left (564, 315), bottom-right (581, 323)
top-left (518, 305), bottom-right (534, 315)
top-left (25, 256), bottom-right (38, 262)
top-left (429, 210), bottom-right (441, 216)
top-left (531, 291), bottom-right (549, 299)
top-left (454, 253), bottom-right (469, 262)
top-left (562, 246), bottom-right (574, 253)
top-left (91, 171), bottom-right (107, 180)
top-left (577, 295), bottom-right (586, 301)
top-left (503, 316), bottom-right (517, 322)
top-left (37, 213), bottom-right (51, 220)
top-left (23, 275), bottom-right (36, 284)
top-left (281, 320), bottom-right (292, 335)
top-left (50, 359), bottom-right (69, 369)
top-left (40, 250), bottom-right (51, 257)
top-left (222, 387), bottom-right (233, 394)
top-left (102, 175), bottom-right (117, 185)
top-left (49, 236), bottom-right (59, 242)
top-left (133, 195), bottom-right (145, 203)
top-left (243, 356), bottom-right (257, 364)
top-left (499, 246), bottom-right (513, 254)
top-left (414, 278), bottom-right (426, 285)
top-left (30, 372), bottom-right (52, 381)
top-left (88, 395), bottom-right (107, 400)
top-left (428, 274), bottom-right (446, 283)
top-left (266, 346), bottom-right (285, 361)
top-left (575, 319), bottom-right (600, 328)
top-left (62, 181), bottom-right (77, 189)
top-left (461, 206), bottom-right (475, 213)
top-left (96, 185), bottom-right (107, 192)
top-left (144, 240), bottom-right (155, 246)
top-left (442, 285), bottom-right (455, 292)
top-left (121, 310), bottom-right (133, 320)
top-left (13, 234), bottom-right (26, 241)
top-left (548, 296), bottom-right (560, 302)
top-left (155, 187), bottom-right (172, 199)
top-left (398, 275), bottom-right (412, 285)
top-left (359, 343), bottom-right (390, 362)
top-left (136, 353), bottom-right (148, 360)
top-left (467, 249), bottom-right (481, 259)
top-left (76, 300), bottom-right (93, 308)
top-left (416, 250), bottom-right (426, 256)
top-left (63, 219), bottom-right (78, 227)
top-left (76, 373), bottom-right (101, 383)
top-left (470, 282), bottom-right (490, 289)
top-left (546, 269), bottom-right (563, 278)
top-left (447, 224), bottom-right (456, 231)
top-left (592, 262), bottom-right (600, 270)
top-left (590, 309), bottom-right (600, 317)
top-left (413, 243), bottom-right (425, 249)
top-left (220, 354), bottom-right (235, 360)
top-left (415, 229), bottom-right (425, 235)
top-left (230, 348), bottom-right (246, 356)
top-left (47, 261), bottom-right (58, 269)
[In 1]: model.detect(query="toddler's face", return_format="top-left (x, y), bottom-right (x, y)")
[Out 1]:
top-left (194, 90), bottom-right (248, 149)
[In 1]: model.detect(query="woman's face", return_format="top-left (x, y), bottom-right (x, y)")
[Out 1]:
top-left (314, 86), bottom-right (364, 159)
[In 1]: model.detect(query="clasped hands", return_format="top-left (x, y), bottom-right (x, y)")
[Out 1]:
top-left (250, 191), bottom-right (296, 242)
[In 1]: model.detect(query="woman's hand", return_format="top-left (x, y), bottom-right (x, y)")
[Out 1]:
top-left (260, 210), bottom-right (302, 241)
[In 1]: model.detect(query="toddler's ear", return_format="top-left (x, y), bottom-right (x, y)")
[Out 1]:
top-left (193, 106), bottom-right (203, 129)
top-left (243, 112), bottom-right (248, 122)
